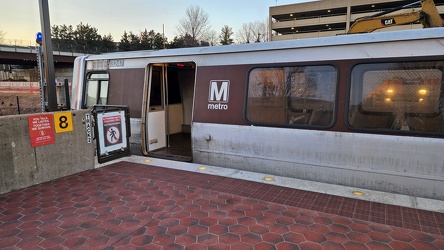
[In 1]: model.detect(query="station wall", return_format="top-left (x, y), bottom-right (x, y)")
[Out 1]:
top-left (0, 110), bottom-right (94, 194)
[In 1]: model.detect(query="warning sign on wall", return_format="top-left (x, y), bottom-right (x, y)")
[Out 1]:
top-left (96, 111), bottom-right (127, 156)
top-left (28, 114), bottom-right (56, 147)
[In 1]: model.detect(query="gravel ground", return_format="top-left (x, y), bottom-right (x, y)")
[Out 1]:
top-left (0, 93), bottom-right (42, 116)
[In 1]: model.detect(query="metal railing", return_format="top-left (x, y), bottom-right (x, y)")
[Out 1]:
top-left (0, 38), bottom-right (34, 47)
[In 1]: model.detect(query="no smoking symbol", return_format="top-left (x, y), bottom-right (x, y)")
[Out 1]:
top-left (106, 126), bottom-right (120, 144)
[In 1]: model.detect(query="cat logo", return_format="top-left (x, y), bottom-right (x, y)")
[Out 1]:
top-left (382, 18), bottom-right (396, 26)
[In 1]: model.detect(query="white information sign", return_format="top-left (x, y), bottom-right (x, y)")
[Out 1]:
top-left (85, 113), bottom-right (92, 143)
top-left (96, 111), bottom-right (127, 155)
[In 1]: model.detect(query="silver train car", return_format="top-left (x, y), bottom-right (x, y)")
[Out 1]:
top-left (71, 28), bottom-right (444, 200)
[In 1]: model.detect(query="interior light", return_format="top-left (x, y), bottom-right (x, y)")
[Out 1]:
top-left (372, 4), bottom-right (375, 7)
top-left (386, 89), bottom-right (394, 95)
top-left (418, 89), bottom-right (427, 95)
top-left (328, 10), bottom-right (331, 13)
top-left (290, 14), bottom-right (293, 17)
top-left (291, 27), bottom-right (295, 30)
top-left (385, 98), bottom-right (392, 102)
top-left (419, 98), bottom-right (424, 102)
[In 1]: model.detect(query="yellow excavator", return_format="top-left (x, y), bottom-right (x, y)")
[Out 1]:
top-left (348, 0), bottom-right (444, 34)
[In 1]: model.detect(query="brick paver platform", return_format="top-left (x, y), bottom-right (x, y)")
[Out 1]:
top-left (0, 161), bottom-right (443, 249)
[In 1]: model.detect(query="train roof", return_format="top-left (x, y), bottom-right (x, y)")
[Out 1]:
top-left (85, 28), bottom-right (444, 61)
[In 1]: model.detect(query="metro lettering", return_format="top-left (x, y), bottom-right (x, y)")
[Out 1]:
top-left (208, 103), bottom-right (228, 110)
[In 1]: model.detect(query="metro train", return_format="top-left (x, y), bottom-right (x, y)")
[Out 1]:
top-left (71, 28), bottom-right (444, 200)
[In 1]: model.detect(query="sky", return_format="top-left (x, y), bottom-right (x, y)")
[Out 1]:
top-left (0, 0), bottom-right (315, 44)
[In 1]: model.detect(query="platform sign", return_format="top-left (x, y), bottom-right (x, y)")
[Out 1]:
top-left (28, 114), bottom-right (56, 147)
top-left (85, 113), bottom-right (92, 143)
top-left (96, 111), bottom-right (127, 155)
top-left (53, 112), bottom-right (73, 133)
top-left (92, 105), bottom-right (131, 163)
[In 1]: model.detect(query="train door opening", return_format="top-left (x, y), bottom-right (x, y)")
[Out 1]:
top-left (144, 62), bottom-right (195, 162)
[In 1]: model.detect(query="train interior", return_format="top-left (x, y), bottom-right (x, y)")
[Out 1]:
top-left (145, 63), bottom-right (195, 162)
top-left (348, 67), bottom-right (444, 132)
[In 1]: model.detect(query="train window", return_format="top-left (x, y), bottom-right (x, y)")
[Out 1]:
top-left (246, 65), bottom-right (337, 127)
top-left (150, 66), bottom-right (163, 107)
top-left (84, 73), bottom-right (109, 108)
top-left (348, 61), bottom-right (444, 133)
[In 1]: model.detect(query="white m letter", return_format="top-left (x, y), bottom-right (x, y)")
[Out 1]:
top-left (209, 81), bottom-right (229, 102)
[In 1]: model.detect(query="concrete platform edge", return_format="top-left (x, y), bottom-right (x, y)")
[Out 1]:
top-left (96, 155), bottom-right (444, 213)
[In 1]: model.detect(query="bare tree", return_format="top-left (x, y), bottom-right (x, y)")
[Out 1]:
top-left (0, 29), bottom-right (5, 44)
top-left (220, 25), bottom-right (234, 45)
top-left (236, 19), bottom-right (269, 44)
top-left (236, 23), bottom-right (254, 44)
top-left (205, 30), bottom-right (219, 46)
top-left (251, 19), bottom-right (269, 42)
top-left (177, 5), bottom-right (211, 46)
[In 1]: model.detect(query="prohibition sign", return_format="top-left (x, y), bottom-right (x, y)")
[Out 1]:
top-left (106, 126), bottom-right (121, 145)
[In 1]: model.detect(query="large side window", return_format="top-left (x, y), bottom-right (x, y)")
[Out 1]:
top-left (348, 61), bottom-right (444, 133)
top-left (84, 73), bottom-right (109, 108)
top-left (246, 65), bottom-right (337, 127)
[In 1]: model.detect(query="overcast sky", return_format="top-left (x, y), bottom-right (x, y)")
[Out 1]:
top-left (0, 0), bottom-right (315, 44)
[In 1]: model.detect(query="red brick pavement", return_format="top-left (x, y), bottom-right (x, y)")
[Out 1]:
top-left (0, 161), bottom-right (443, 249)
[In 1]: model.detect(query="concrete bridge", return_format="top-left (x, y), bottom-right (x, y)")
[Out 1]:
top-left (0, 44), bottom-right (82, 66)
top-left (0, 44), bottom-right (84, 84)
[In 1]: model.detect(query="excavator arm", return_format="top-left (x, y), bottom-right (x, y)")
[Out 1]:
top-left (348, 0), bottom-right (443, 34)
top-left (348, 12), bottom-right (424, 33)
top-left (421, 0), bottom-right (444, 27)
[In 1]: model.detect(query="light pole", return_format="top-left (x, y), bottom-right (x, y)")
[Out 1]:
top-left (38, 0), bottom-right (58, 112)
top-left (36, 32), bottom-right (45, 112)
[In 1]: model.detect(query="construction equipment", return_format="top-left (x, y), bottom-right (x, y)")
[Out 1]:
top-left (348, 0), bottom-right (444, 34)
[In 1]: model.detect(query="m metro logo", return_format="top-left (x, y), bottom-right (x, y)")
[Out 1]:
top-left (208, 80), bottom-right (230, 110)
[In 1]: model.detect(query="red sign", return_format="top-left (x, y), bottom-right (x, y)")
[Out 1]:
top-left (28, 114), bottom-right (56, 147)
top-left (102, 115), bottom-right (122, 147)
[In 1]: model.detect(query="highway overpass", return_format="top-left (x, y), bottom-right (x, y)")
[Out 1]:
top-left (0, 44), bottom-right (82, 66)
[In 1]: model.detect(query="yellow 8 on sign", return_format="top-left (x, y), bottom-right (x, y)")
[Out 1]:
top-left (59, 115), bottom-right (69, 129)
top-left (54, 112), bottom-right (73, 133)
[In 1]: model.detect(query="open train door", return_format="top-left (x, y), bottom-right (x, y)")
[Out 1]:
top-left (143, 63), bottom-right (195, 161)
top-left (145, 65), bottom-right (168, 152)
top-left (92, 105), bottom-right (131, 163)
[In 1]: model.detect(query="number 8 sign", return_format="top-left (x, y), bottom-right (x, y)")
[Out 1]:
top-left (53, 112), bottom-right (74, 133)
